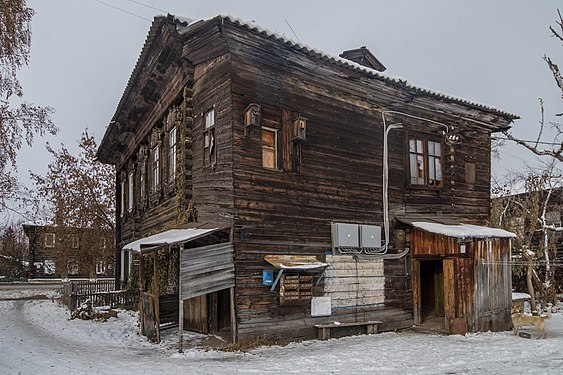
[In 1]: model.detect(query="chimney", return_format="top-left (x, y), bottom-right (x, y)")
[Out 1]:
top-left (339, 46), bottom-right (386, 72)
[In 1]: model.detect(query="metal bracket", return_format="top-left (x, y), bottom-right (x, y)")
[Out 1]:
top-left (270, 269), bottom-right (284, 292)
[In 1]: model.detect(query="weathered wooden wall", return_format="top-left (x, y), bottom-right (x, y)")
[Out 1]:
top-left (411, 228), bottom-right (511, 333)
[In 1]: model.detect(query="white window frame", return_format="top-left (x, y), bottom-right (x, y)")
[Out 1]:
top-left (169, 127), bottom-right (177, 182)
top-left (45, 233), bottom-right (55, 248)
top-left (128, 171), bottom-right (134, 212)
top-left (152, 146), bottom-right (160, 193)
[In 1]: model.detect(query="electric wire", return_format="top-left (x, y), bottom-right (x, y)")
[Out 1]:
top-left (93, 0), bottom-right (152, 21)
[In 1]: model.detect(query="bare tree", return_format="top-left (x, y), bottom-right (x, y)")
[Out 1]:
top-left (492, 161), bottom-right (563, 310)
top-left (29, 131), bottom-right (115, 277)
top-left (0, 0), bottom-right (57, 216)
top-left (502, 9), bottom-right (563, 161)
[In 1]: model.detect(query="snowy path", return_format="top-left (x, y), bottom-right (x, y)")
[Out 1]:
top-left (2, 298), bottom-right (563, 374)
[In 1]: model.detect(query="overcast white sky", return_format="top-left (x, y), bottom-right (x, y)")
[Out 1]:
top-left (17, 0), bottom-right (563, 190)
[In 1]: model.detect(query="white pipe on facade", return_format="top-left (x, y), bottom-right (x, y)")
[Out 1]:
top-left (378, 110), bottom-right (451, 259)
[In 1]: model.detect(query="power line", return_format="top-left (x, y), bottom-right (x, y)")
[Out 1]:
top-left (493, 136), bottom-right (561, 146)
top-left (125, 0), bottom-right (168, 14)
top-left (93, 0), bottom-right (151, 22)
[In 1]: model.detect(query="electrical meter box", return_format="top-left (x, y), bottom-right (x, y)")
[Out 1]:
top-left (360, 225), bottom-right (382, 249)
top-left (331, 223), bottom-right (359, 250)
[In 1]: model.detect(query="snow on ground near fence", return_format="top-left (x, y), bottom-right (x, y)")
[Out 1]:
top-left (2, 290), bottom-right (563, 374)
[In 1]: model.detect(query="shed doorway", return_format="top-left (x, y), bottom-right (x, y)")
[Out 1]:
top-left (184, 288), bottom-right (232, 336)
top-left (419, 260), bottom-right (445, 330)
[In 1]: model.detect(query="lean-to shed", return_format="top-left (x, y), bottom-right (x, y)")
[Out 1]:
top-left (398, 217), bottom-right (516, 334)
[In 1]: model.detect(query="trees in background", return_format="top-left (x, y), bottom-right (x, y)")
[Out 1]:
top-left (29, 131), bottom-right (115, 277)
top-left (0, 0), bottom-right (57, 217)
top-left (502, 9), bottom-right (563, 160)
top-left (0, 221), bottom-right (27, 278)
top-left (492, 161), bottom-right (563, 310)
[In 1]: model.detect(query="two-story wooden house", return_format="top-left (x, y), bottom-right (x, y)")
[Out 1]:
top-left (97, 14), bottom-right (518, 342)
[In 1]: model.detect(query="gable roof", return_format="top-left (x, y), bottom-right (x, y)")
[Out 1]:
top-left (98, 13), bottom-right (519, 164)
top-left (179, 14), bottom-right (518, 121)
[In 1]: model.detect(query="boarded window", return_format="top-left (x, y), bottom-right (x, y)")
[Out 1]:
top-left (262, 127), bottom-right (277, 169)
top-left (408, 137), bottom-right (443, 187)
top-left (465, 162), bottom-right (476, 185)
top-left (168, 127), bottom-right (177, 181)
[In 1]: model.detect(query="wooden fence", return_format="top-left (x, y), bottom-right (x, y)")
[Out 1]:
top-left (63, 279), bottom-right (138, 310)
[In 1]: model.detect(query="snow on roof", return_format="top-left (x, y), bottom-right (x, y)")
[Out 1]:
top-left (122, 228), bottom-right (219, 253)
top-left (411, 221), bottom-right (516, 240)
top-left (177, 14), bottom-right (518, 120)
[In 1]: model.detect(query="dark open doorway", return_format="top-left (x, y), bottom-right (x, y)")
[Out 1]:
top-left (184, 288), bottom-right (232, 338)
top-left (419, 260), bottom-right (445, 329)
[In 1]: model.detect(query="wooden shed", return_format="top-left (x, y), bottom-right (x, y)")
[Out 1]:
top-left (398, 217), bottom-right (516, 334)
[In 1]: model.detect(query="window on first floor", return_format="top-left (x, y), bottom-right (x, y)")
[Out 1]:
top-left (262, 127), bottom-right (278, 170)
top-left (45, 233), bottom-right (55, 247)
top-left (408, 137), bottom-right (443, 187)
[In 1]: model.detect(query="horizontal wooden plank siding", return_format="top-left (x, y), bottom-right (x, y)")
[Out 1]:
top-left (181, 242), bottom-right (235, 300)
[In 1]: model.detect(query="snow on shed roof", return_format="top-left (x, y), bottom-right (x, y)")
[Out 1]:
top-left (411, 221), bottom-right (516, 240)
top-left (123, 228), bottom-right (221, 253)
top-left (179, 14), bottom-right (518, 120)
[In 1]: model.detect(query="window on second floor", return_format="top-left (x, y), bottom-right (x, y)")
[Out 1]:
top-left (128, 171), bottom-right (134, 212)
top-left (120, 180), bottom-right (125, 216)
top-left (169, 127), bottom-right (177, 182)
top-left (204, 108), bottom-right (216, 168)
top-left (262, 127), bottom-right (278, 170)
top-left (152, 146), bottom-right (160, 193)
top-left (408, 138), bottom-right (443, 187)
top-left (140, 159), bottom-right (146, 202)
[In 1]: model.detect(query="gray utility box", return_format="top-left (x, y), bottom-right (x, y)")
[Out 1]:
top-left (331, 223), bottom-right (359, 251)
top-left (360, 224), bottom-right (381, 249)
top-left (331, 223), bottom-right (382, 254)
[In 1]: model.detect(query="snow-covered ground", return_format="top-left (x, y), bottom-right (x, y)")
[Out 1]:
top-left (2, 288), bottom-right (563, 374)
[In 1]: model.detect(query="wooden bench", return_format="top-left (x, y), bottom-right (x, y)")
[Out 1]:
top-left (314, 320), bottom-right (382, 340)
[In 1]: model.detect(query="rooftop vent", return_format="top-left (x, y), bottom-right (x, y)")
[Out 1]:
top-left (339, 46), bottom-right (386, 72)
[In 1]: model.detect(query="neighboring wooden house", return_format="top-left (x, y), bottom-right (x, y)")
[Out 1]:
top-left (23, 224), bottom-right (114, 279)
top-left (96, 14), bottom-right (519, 342)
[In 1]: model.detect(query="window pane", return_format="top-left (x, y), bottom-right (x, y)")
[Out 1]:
top-left (416, 155), bottom-right (424, 178)
top-left (434, 142), bottom-right (441, 157)
top-left (262, 129), bottom-right (275, 147)
top-left (429, 157), bottom-right (435, 184)
top-left (435, 158), bottom-right (442, 184)
top-left (262, 129), bottom-right (277, 169)
top-left (205, 109), bottom-right (215, 129)
top-left (416, 140), bottom-right (423, 153)
top-left (427, 141), bottom-right (434, 156)
top-left (409, 139), bottom-right (416, 152)
top-left (262, 148), bottom-right (276, 169)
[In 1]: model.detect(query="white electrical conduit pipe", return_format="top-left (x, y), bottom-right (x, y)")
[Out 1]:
top-left (378, 111), bottom-right (451, 259)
